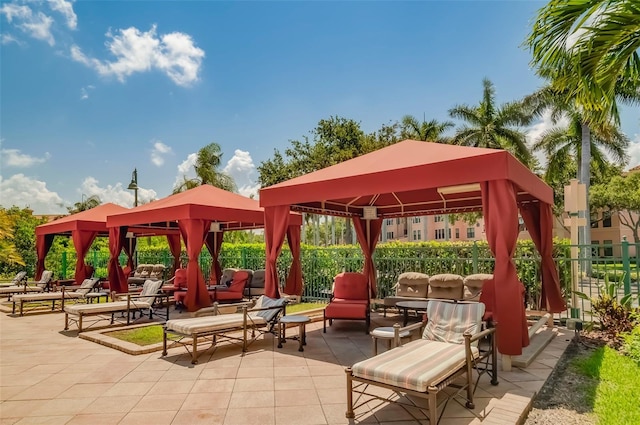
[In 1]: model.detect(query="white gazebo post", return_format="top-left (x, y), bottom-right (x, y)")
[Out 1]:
top-left (564, 179), bottom-right (586, 319)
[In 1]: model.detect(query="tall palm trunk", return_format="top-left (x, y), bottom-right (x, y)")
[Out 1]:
top-left (580, 122), bottom-right (592, 273)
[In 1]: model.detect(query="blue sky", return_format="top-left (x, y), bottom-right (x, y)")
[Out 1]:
top-left (1, 0), bottom-right (638, 215)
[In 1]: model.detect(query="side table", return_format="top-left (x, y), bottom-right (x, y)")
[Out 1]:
top-left (278, 315), bottom-right (311, 352)
top-left (371, 326), bottom-right (410, 355)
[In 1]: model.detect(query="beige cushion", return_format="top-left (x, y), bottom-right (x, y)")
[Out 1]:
top-left (64, 300), bottom-right (151, 315)
top-left (428, 274), bottom-right (464, 300)
top-left (396, 272), bottom-right (429, 298)
top-left (165, 313), bottom-right (267, 335)
top-left (13, 292), bottom-right (83, 302)
top-left (463, 274), bottom-right (493, 301)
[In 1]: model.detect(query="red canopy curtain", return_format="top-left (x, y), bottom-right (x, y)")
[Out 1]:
top-left (178, 220), bottom-right (212, 311)
top-left (519, 202), bottom-right (566, 312)
top-left (35, 234), bottom-right (55, 280)
top-left (71, 230), bottom-right (98, 284)
top-left (283, 224), bottom-right (303, 296)
top-left (166, 234), bottom-right (182, 275)
top-left (481, 180), bottom-right (529, 356)
top-left (107, 226), bottom-right (127, 293)
top-left (123, 233), bottom-right (136, 273)
top-left (353, 217), bottom-right (383, 298)
top-left (264, 206), bottom-right (291, 299)
top-left (204, 231), bottom-right (224, 285)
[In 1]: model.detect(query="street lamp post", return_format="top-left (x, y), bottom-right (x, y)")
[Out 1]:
top-left (127, 168), bottom-right (139, 207)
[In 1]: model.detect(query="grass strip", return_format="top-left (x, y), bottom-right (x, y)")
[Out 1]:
top-left (574, 345), bottom-right (640, 425)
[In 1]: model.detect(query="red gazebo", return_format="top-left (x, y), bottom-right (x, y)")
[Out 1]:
top-left (35, 203), bottom-right (130, 284)
top-left (106, 185), bottom-right (303, 311)
top-left (259, 140), bottom-right (566, 357)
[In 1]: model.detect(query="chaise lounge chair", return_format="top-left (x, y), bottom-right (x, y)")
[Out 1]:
top-left (63, 279), bottom-right (168, 332)
top-left (162, 295), bottom-right (287, 364)
top-left (0, 271), bottom-right (27, 287)
top-left (346, 299), bottom-right (498, 424)
top-left (0, 270), bottom-right (53, 298)
top-left (11, 277), bottom-right (101, 316)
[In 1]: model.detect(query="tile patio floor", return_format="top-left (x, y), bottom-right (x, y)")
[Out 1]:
top-left (0, 308), bottom-right (572, 424)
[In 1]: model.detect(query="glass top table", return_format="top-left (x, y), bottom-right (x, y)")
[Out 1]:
top-left (395, 300), bottom-right (429, 326)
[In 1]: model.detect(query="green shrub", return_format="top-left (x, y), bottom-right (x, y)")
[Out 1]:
top-left (621, 315), bottom-right (640, 365)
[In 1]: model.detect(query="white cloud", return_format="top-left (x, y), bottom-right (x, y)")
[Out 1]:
top-left (47, 0), bottom-right (77, 30)
top-left (173, 153), bottom-right (198, 190)
top-left (0, 3), bottom-right (55, 46)
top-left (1, 33), bottom-right (23, 45)
top-left (80, 84), bottom-right (94, 100)
top-left (0, 174), bottom-right (66, 214)
top-left (79, 176), bottom-right (157, 208)
top-left (70, 24), bottom-right (205, 87)
top-left (526, 110), bottom-right (570, 169)
top-left (1, 148), bottom-right (51, 167)
top-left (223, 149), bottom-right (259, 198)
top-left (150, 140), bottom-right (173, 166)
top-left (627, 134), bottom-right (640, 170)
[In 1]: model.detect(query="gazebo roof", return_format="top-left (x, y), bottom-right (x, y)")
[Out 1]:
top-left (260, 140), bottom-right (552, 217)
top-left (35, 203), bottom-right (128, 236)
top-left (107, 184), bottom-right (302, 231)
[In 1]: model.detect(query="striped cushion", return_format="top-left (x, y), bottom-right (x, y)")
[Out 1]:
top-left (422, 300), bottom-right (484, 344)
top-left (351, 339), bottom-right (479, 392)
top-left (165, 313), bottom-right (267, 335)
top-left (64, 300), bottom-right (151, 315)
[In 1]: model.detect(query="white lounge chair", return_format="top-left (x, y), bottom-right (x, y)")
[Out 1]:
top-left (0, 270), bottom-right (53, 298)
top-left (0, 271), bottom-right (27, 287)
top-left (162, 295), bottom-right (287, 364)
top-left (11, 278), bottom-right (101, 316)
top-left (63, 279), bottom-right (167, 332)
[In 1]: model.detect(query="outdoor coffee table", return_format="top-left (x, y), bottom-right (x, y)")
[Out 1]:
top-left (277, 315), bottom-right (310, 352)
top-left (395, 300), bottom-right (429, 326)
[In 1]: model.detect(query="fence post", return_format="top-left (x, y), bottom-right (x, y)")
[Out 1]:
top-left (61, 252), bottom-right (67, 279)
top-left (621, 237), bottom-right (631, 296)
top-left (472, 241), bottom-right (479, 274)
top-left (92, 250), bottom-right (98, 268)
top-left (241, 246), bottom-right (247, 269)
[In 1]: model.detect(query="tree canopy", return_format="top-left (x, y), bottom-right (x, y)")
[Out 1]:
top-left (590, 170), bottom-right (640, 242)
top-left (173, 142), bottom-right (236, 193)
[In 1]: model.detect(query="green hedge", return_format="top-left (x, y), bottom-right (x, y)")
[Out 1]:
top-left (48, 239), bottom-right (572, 310)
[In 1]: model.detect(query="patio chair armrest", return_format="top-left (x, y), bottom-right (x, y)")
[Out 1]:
top-left (195, 300), bottom-right (253, 317)
top-left (392, 321), bottom-right (424, 347)
top-left (465, 326), bottom-right (495, 344)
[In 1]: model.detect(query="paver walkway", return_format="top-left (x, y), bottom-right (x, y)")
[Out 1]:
top-left (0, 309), bottom-right (571, 424)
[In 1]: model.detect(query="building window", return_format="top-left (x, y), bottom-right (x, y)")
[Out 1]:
top-left (413, 217), bottom-right (421, 224)
top-left (448, 228), bottom-right (451, 239)
top-left (434, 215), bottom-right (443, 222)
top-left (603, 240), bottom-right (613, 257)
top-left (386, 219), bottom-right (393, 226)
top-left (455, 228), bottom-right (460, 239)
top-left (467, 227), bottom-right (475, 238)
top-left (396, 218), bottom-right (400, 224)
top-left (413, 230), bottom-right (422, 241)
top-left (603, 211), bottom-right (612, 228)
top-left (404, 228), bottom-right (408, 237)
top-left (386, 231), bottom-right (394, 240)
top-left (435, 229), bottom-right (445, 240)
top-left (591, 211), bottom-right (599, 228)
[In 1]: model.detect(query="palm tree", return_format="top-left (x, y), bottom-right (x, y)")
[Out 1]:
top-left (173, 142), bottom-right (236, 194)
top-left (527, 0), bottom-right (640, 124)
top-left (448, 78), bottom-right (534, 166)
top-left (67, 195), bottom-right (101, 214)
top-left (399, 115), bottom-right (453, 142)
top-left (533, 110), bottom-right (629, 185)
